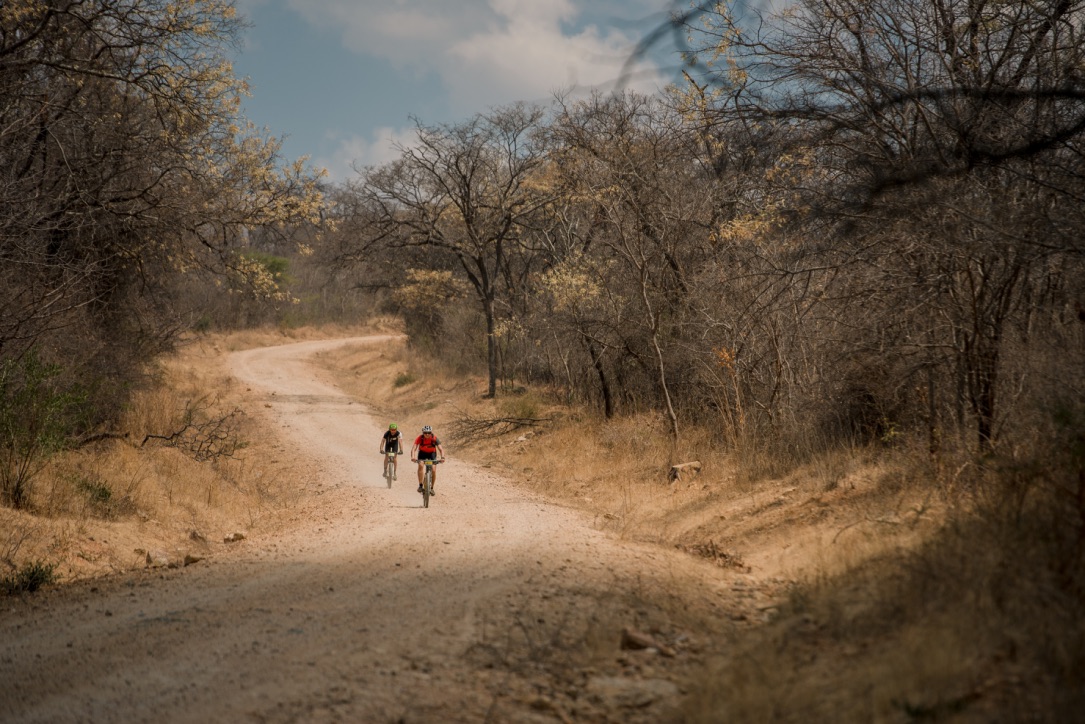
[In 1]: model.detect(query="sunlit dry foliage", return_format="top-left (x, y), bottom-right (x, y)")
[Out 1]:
top-left (0, 0), bottom-right (323, 431)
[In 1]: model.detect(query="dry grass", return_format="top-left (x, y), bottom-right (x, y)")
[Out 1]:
top-left (684, 501), bottom-right (1082, 722)
top-left (685, 602), bottom-right (994, 722)
top-left (670, 435), bottom-right (1083, 723)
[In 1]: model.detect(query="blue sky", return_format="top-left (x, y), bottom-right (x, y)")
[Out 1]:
top-left (230, 0), bottom-right (689, 182)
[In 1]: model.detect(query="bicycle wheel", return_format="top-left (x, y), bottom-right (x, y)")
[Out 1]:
top-left (422, 467), bottom-right (431, 508)
top-left (385, 458), bottom-right (393, 488)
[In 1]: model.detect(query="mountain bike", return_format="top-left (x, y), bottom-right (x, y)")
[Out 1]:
top-left (382, 450), bottom-right (399, 488)
top-left (416, 459), bottom-right (443, 508)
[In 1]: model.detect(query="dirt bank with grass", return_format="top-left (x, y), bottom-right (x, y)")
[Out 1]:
top-left (1, 335), bottom-right (759, 723)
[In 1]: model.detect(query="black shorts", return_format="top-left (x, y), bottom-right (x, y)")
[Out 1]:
top-left (418, 450), bottom-right (437, 461)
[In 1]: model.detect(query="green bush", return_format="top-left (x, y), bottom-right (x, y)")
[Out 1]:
top-left (0, 352), bottom-right (86, 509)
top-left (1, 560), bottom-right (58, 595)
top-left (393, 372), bottom-right (415, 388)
top-left (192, 315), bottom-right (213, 334)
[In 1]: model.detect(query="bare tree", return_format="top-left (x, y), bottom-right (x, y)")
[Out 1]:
top-left (679, 0), bottom-right (1085, 451)
top-left (538, 92), bottom-right (721, 445)
top-left (355, 104), bottom-right (552, 397)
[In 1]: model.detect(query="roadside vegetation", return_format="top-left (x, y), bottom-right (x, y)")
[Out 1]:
top-left (310, 1), bottom-right (1085, 717)
top-left (1, 0), bottom-right (1082, 721)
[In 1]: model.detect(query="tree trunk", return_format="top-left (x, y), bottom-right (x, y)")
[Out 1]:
top-left (638, 275), bottom-right (679, 445)
top-left (484, 295), bottom-right (497, 398)
top-left (586, 338), bottom-right (615, 418)
top-left (651, 330), bottom-right (680, 447)
top-left (969, 341), bottom-right (999, 454)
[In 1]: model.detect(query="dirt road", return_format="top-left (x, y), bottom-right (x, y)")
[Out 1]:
top-left (1, 338), bottom-right (732, 723)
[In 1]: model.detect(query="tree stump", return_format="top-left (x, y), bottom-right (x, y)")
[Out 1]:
top-left (668, 461), bottom-right (702, 487)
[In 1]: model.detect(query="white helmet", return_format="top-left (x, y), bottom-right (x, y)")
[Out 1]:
top-left (422, 425), bottom-right (432, 433)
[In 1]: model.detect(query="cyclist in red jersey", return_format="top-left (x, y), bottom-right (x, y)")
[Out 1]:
top-left (411, 425), bottom-right (446, 494)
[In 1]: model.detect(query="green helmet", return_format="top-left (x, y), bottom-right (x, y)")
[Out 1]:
top-left (389, 423), bottom-right (397, 430)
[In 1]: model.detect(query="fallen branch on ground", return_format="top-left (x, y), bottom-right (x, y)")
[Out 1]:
top-left (831, 501), bottom-right (932, 544)
top-left (140, 397), bottom-right (244, 462)
top-left (448, 410), bottom-right (550, 444)
top-left (675, 540), bottom-right (750, 572)
top-left (668, 461), bottom-right (702, 483)
top-left (73, 431), bottom-right (130, 448)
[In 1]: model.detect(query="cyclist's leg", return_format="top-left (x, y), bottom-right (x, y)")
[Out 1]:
top-left (418, 452), bottom-right (435, 489)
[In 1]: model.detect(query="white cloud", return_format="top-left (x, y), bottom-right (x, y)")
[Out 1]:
top-left (283, 0), bottom-right (666, 110)
top-left (446, 7), bottom-right (651, 110)
top-left (314, 126), bottom-right (419, 181)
